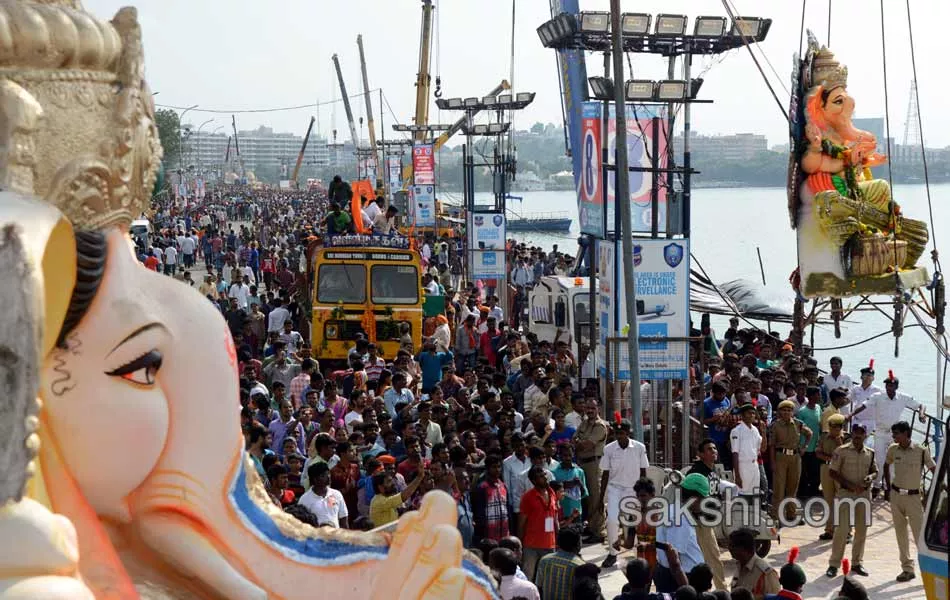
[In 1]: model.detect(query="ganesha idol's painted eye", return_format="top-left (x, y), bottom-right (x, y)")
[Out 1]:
top-left (105, 350), bottom-right (163, 386)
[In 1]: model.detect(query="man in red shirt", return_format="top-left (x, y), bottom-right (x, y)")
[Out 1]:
top-left (396, 436), bottom-right (427, 481)
top-left (144, 251), bottom-right (160, 271)
top-left (518, 465), bottom-right (559, 582)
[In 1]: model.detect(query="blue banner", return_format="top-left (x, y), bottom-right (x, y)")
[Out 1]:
top-left (551, 0), bottom-right (588, 224)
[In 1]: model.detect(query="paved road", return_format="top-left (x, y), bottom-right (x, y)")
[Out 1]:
top-left (582, 499), bottom-right (926, 599)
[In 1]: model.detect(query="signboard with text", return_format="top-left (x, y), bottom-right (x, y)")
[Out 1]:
top-left (387, 157), bottom-right (401, 192)
top-left (412, 143), bottom-right (435, 185)
top-left (468, 212), bottom-right (506, 250)
top-left (597, 238), bottom-right (689, 380)
top-left (410, 185), bottom-right (436, 227)
top-left (605, 105), bottom-right (668, 235)
top-left (579, 102), bottom-right (604, 238)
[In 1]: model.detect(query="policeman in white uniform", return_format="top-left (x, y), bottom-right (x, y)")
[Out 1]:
top-left (849, 366), bottom-right (881, 436)
top-left (730, 403), bottom-right (766, 497)
top-left (598, 418), bottom-right (649, 569)
top-left (849, 371), bottom-right (926, 493)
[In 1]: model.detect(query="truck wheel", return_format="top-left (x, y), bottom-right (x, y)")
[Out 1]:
top-left (755, 540), bottom-right (771, 558)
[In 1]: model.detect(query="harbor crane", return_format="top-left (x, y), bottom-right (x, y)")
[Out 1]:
top-left (356, 34), bottom-right (378, 180)
top-left (291, 116), bottom-right (316, 187)
top-left (331, 53), bottom-right (361, 151)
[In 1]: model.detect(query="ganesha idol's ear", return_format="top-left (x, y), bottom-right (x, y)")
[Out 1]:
top-left (804, 85), bottom-right (827, 131)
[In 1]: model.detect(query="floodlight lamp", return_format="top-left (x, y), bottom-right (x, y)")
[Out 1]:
top-left (579, 11), bottom-right (610, 34)
top-left (487, 122), bottom-right (509, 134)
top-left (463, 97), bottom-right (480, 108)
top-left (655, 14), bottom-right (687, 36)
top-left (537, 21), bottom-right (555, 46)
top-left (587, 76), bottom-right (614, 101)
top-left (473, 124), bottom-right (489, 135)
top-left (515, 92), bottom-right (535, 104)
top-left (731, 17), bottom-right (765, 41)
top-left (497, 94), bottom-right (513, 105)
top-left (693, 16), bottom-right (726, 37)
top-left (392, 124), bottom-right (409, 132)
top-left (482, 95), bottom-right (498, 106)
top-left (553, 12), bottom-right (577, 39)
top-left (625, 80), bottom-right (655, 101)
top-left (621, 13), bottom-right (651, 35)
top-left (447, 97), bottom-right (463, 109)
top-left (656, 80), bottom-right (688, 100)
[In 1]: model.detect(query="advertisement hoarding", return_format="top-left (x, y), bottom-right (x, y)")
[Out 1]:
top-left (409, 185), bottom-right (436, 227)
top-left (578, 102), bottom-right (605, 238)
top-left (412, 143), bottom-right (435, 185)
top-left (596, 238), bottom-right (689, 380)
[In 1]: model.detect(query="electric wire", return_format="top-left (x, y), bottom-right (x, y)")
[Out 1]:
top-left (157, 90), bottom-right (382, 115)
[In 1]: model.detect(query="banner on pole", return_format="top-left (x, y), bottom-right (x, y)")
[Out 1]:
top-left (579, 102), bottom-right (605, 238)
top-left (468, 212), bottom-right (506, 250)
top-left (410, 184), bottom-right (436, 227)
top-left (605, 105), bottom-right (669, 235)
top-left (412, 143), bottom-right (435, 185)
top-left (596, 238), bottom-right (689, 380)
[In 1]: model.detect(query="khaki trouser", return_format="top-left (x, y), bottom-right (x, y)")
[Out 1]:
top-left (580, 458), bottom-right (604, 536)
top-left (772, 453), bottom-right (801, 521)
top-left (829, 493), bottom-right (870, 568)
top-left (696, 524), bottom-right (727, 590)
top-left (820, 464), bottom-right (838, 534)
top-left (891, 491), bottom-right (924, 573)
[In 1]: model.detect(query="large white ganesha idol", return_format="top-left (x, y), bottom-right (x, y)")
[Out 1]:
top-left (0, 1), bottom-right (496, 599)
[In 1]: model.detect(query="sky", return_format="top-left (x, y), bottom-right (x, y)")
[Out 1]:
top-left (84, 0), bottom-right (950, 148)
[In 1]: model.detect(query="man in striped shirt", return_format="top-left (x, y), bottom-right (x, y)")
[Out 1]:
top-left (534, 528), bottom-right (585, 600)
top-left (364, 343), bottom-right (386, 384)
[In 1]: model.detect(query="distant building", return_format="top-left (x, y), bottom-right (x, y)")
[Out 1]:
top-left (672, 132), bottom-right (768, 161)
top-left (852, 117), bottom-right (885, 154)
top-left (184, 125), bottom-right (330, 174)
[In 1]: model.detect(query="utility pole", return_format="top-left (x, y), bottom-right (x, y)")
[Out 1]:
top-left (610, 0), bottom-right (642, 441)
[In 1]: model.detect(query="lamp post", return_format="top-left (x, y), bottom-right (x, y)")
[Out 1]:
top-left (195, 118), bottom-right (214, 172)
top-left (178, 104), bottom-right (198, 172)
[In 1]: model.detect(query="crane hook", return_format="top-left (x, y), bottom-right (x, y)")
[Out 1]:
top-left (434, 76), bottom-right (442, 98)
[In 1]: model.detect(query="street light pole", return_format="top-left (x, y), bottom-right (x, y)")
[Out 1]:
top-left (178, 104), bottom-right (198, 173)
top-left (195, 118), bottom-right (214, 173)
top-left (610, 0), bottom-right (642, 441)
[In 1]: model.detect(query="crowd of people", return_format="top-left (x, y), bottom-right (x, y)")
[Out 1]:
top-left (137, 179), bottom-right (938, 600)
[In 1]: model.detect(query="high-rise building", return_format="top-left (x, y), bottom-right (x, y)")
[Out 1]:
top-left (852, 117), bottom-right (886, 154)
top-left (672, 132), bottom-right (768, 161)
top-left (183, 125), bottom-right (330, 175)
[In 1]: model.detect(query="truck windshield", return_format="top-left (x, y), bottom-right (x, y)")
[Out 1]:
top-left (372, 264), bottom-right (419, 304)
top-left (573, 297), bottom-right (590, 324)
top-left (317, 264), bottom-right (366, 304)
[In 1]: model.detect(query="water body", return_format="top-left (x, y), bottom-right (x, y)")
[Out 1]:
top-left (476, 184), bottom-right (949, 417)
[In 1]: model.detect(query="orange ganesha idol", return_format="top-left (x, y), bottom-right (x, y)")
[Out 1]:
top-left (787, 31), bottom-right (929, 297)
top-left (0, 1), bottom-right (495, 599)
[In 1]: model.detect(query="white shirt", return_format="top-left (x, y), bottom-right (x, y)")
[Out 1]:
top-left (181, 236), bottom-right (196, 255)
top-left (823, 372), bottom-right (853, 395)
top-left (502, 453), bottom-right (530, 499)
top-left (564, 411), bottom-right (583, 430)
top-left (364, 202), bottom-right (381, 223)
top-left (730, 423), bottom-right (762, 462)
top-left (344, 410), bottom-right (363, 434)
top-left (297, 487), bottom-right (348, 527)
top-left (864, 390), bottom-right (921, 431)
top-left (489, 306), bottom-right (504, 323)
top-left (656, 503), bottom-right (705, 573)
top-left (599, 439), bottom-right (649, 490)
top-left (268, 307), bottom-right (291, 332)
top-left (511, 465), bottom-right (555, 513)
top-left (229, 283), bottom-right (250, 309)
top-left (850, 384), bottom-right (881, 430)
top-left (153, 246), bottom-right (163, 261)
top-left (164, 246), bottom-right (178, 264)
top-left (499, 575), bottom-right (540, 600)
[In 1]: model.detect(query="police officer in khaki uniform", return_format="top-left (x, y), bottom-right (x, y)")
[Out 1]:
top-left (769, 400), bottom-right (812, 523)
top-left (817, 413), bottom-right (847, 540)
top-left (573, 398), bottom-right (608, 542)
top-left (884, 420), bottom-right (937, 582)
top-left (826, 422), bottom-right (877, 578)
top-left (728, 528), bottom-right (780, 599)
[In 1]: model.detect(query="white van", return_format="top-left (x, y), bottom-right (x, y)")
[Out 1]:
top-left (527, 276), bottom-right (592, 362)
top-left (130, 219), bottom-right (152, 248)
